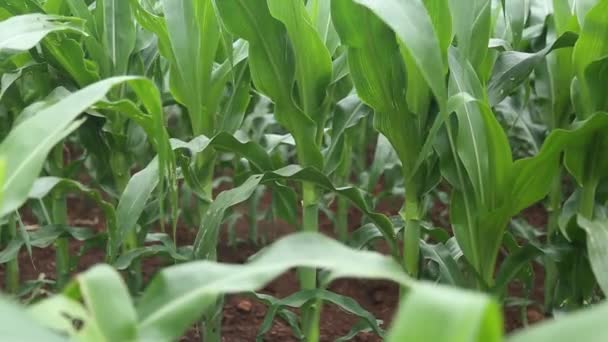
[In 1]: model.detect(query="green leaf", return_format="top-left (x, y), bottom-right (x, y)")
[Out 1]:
top-left (161, 0), bottom-right (220, 135)
top-left (505, 0), bottom-right (531, 45)
top-left (508, 300), bottom-right (608, 342)
top-left (420, 240), bottom-right (467, 287)
top-left (267, 0), bottom-right (333, 125)
top-left (351, 0), bottom-right (448, 105)
top-left (0, 296), bottom-right (68, 342)
top-left (114, 233), bottom-right (191, 270)
top-left (575, 0), bottom-right (600, 27)
top-left (115, 157), bottom-right (159, 252)
top-left (0, 76), bottom-right (142, 219)
top-left (96, 0), bottom-right (136, 76)
top-left (42, 37), bottom-right (100, 87)
top-left (572, 0), bottom-right (608, 116)
top-left (0, 14), bottom-right (85, 55)
top-left (387, 284), bottom-right (502, 342)
top-left (28, 295), bottom-right (99, 339)
top-left (65, 265), bottom-right (137, 341)
top-left (489, 31), bottom-right (578, 105)
top-left (256, 289), bottom-right (384, 340)
top-left (137, 232), bottom-right (410, 342)
top-left (193, 165), bottom-right (399, 261)
top-left (216, 0), bottom-right (323, 168)
top-left (448, 0), bottom-right (492, 78)
top-left (577, 212), bottom-right (608, 295)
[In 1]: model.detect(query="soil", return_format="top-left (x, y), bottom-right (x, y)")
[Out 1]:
top-left (0, 187), bottom-right (548, 341)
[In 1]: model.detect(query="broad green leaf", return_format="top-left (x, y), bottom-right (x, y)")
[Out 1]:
top-left (489, 31), bottom-right (578, 105)
top-left (505, 0), bottom-right (531, 45)
top-left (65, 0), bottom-right (98, 37)
top-left (387, 285), bottom-right (502, 342)
top-left (508, 300), bottom-right (608, 342)
top-left (449, 0), bottom-right (492, 77)
top-left (42, 37), bottom-right (100, 87)
top-left (493, 244), bottom-right (543, 295)
top-left (351, 0), bottom-right (448, 106)
top-left (306, 0), bottom-right (340, 54)
top-left (324, 95), bottom-right (370, 175)
top-left (96, 0), bottom-right (136, 76)
top-left (0, 14), bottom-right (85, 55)
top-left (0, 296), bottom-right (68, 342)
top-left (0, 76), bottom-right (142, 218)
top-left (115, 157), bottom-right (159, 252)
top-left (66, 265), bottom-right (137, 341)
top-left (420, 240), bottom-right (468, 287)
top-left (575, 0), bottom-right (600, 26)
top-left (267, 0), bottom-right (333, 125)
top-left (572, 0), bottom-right (608, 116)
top-left (216, 0), bottom-right (323, 168)
top-left (137, 232), bottom-right (410, 341)
top-left (161, 0), bottom-right (220, 135)
top-left (448, 52), bottom-right (490, 198)
top-left (28, 295), bottom-right (99, 339)
top-left (577, 213), bottom-right (608, 295)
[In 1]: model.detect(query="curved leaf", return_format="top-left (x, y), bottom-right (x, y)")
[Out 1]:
top-left (137, 232), bottom-right (410, 341)
top-left (193, 165), bottom-right (399, 261)
top-left (387, 284), bottom-right (502, 342)
top-left (0, 76), bottom-right (148, 218)
top-left (0, 14), bottom-right (85, 55)
top-left (256, 289), bottom-right (384, 340)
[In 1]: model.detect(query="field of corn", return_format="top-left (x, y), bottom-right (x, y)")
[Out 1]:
top-left (1, 0), bottom-right (608, 341)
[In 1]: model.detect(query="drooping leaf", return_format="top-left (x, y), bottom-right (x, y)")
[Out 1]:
top-left (64, 265), bottom-right (137, 341)
top-left (387, 284), bottom-right (502, 342)
top-left (137, 232), bottom-right (410, 341)
top-left (0, 296), bottom-right (68, 342)
top-left (0, 14), bottom-right (85, 55)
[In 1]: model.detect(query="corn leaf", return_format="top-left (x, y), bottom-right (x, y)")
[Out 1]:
top-left (138, 232), bottom-right (409, 341)
top-left (216, 0), bottom-right (323, 168)
top-left (0, 13), bottom-right (84, 55)
top-left (0, 297), bottom-right (68, 342)
top-left (65, 265), bottom-right (137, 341)
top-left (387, 285), bottom-right (502, 342)
top-left (508, 300), bottom-right (608, 342)
top-left (95, 0), bottom-right (136, 76)
top-left (0, 76), bottom-right (157, 219)
top-left (572, 0), bottom-right (608, 117)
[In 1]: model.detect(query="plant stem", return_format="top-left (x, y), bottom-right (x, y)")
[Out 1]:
top-left (544, 169), bottom-right (562, 313)
top-left (50, 145), bottom-right (70, 289)
top-left (579, 178), bottom-right (598, 220)
top-left (336, 196), bottom-right (349, 242)
top-left (336, 134), bottom-right (352, 242)
top-left (402, 213), bottom-right (421, 279)
top-left (248, 188), bottom-right (260, 245)
top-left (5, 214), bottom-right (19, 293)
top-left (402, 178), bottom-right (422, 279)
top-left (299, 182), bottom-right (321, 342)
top-left (111, 151), bottom-right (142, 292)
top-left (201, 295), bottom-right (223, 342)
top-left (196, 152), bottom-right (222, 342)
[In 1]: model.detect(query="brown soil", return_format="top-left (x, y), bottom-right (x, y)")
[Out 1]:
top-left (0, 189), bottom-right (547, 341)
